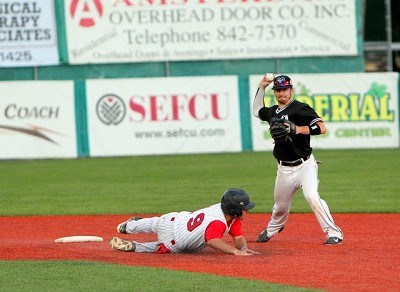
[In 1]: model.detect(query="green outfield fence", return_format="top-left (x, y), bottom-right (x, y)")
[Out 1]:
top-left (1, 0), bottom-right (399, 157)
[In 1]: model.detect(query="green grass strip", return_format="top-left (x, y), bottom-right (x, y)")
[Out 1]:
top-left (0, 261), bottom-right (319, 291)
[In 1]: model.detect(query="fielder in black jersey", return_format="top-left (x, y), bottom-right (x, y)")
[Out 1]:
top-left (258, 99), bottom-right (322, 161)
top-left (253, 74), bottom-right (343, 245)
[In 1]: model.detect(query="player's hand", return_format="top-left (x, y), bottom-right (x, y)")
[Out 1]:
top-left (241, 247), bottom-right (261, 255)
top-left (259, 73), bottom-right (274, 90)
top-left (284, 120), bottom-right (297, 134)
top-left (233, 249), bottom-right (252, 256)
top-left (234, 248), bottom-right (260, 256)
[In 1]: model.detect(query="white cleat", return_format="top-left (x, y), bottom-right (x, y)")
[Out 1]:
top-left (109, 237), bottom-right (135, 252)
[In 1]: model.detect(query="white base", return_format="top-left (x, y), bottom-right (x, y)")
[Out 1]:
top-left (54, 235), bottom-right (104, 243)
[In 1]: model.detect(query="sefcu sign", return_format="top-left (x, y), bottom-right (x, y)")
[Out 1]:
top-left (87, 76), bottom-right (241, 156)
top-left (128, 92), bottom-right (229, 122)
top-left (96, 92), bottom-right (229, 125)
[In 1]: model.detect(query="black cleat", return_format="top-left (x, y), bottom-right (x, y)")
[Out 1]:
top-left (117, 216), bottom-right (142, 234)
top-left (325, 237), bottom-right (343, 245)
top-left (256, 230), bottom-right (271, 242)
top-left (256, 226), bottom-right (284, 243)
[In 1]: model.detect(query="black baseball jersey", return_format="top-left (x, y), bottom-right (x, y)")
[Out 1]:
top-left (258, 99), bottom-right (322, 161)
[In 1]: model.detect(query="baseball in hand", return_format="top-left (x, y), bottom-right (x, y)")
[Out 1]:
top-left (265, 73), bottom-right (274, 81)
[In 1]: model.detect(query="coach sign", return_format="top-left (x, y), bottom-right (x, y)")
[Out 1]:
top-left (250, 72), bottom-right (400, 150)
top-left (0, 81), bottom-right (77, 159)
top-left (86, 76), bottom-right (242, 156)
top-left (64, 0), bottom-right (357, 64)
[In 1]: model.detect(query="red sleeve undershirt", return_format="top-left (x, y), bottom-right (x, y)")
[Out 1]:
top-left (204, 219), bottom-right (243, 242)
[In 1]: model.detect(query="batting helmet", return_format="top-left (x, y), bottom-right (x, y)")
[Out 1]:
top-left (221, 188), bottom-right (255, 217)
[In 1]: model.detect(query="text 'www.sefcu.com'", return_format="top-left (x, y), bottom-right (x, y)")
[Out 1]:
top-left (134, 128), bottom-right (226, 139)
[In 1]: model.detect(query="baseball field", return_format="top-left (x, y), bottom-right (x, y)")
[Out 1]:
top-left (1, 149), bottom-right (399, 291)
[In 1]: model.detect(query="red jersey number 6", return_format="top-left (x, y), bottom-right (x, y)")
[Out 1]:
top-left (187, 213), bottom-right (205, 232)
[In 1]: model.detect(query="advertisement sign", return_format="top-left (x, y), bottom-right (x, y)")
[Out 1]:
top-left (0, 81), bottom-right (77, 159)
top-left (0, 0), bottom-right (59, 67)
top-left (86, 76), bottom-right (242, 156)
top-left (250, 73), bottom-right (399, 150)
top-left (65, 0), bottom-right (357, 64)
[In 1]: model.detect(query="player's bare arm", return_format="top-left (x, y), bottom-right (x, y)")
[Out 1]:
top-left (207, 238), bottom-right (253, 256)
top-left (233, 236), bottom-right (260, 254)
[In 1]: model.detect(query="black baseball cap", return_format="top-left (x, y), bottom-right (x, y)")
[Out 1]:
top-left (272, 75), bottom-right (293, 90)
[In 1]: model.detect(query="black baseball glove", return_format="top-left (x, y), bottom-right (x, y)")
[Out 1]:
top-left (269, 117), bottom-right (296, 142)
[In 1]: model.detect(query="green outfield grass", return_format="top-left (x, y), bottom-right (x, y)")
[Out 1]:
top-left (1, 149), bottom-right (398, 291)
top-left (0, 261), bottom-right (319, 292)
top-left (1, 149), bottom-right (399, 216)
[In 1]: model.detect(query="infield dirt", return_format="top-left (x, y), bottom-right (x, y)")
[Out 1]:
top-left (1, 214), bottom-right (398, 291)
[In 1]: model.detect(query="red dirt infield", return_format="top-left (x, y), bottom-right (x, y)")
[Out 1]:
top-left (1, 213), bottom-right (399, 291)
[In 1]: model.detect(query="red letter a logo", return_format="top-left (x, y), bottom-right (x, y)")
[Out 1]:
top-left (70, 0), bottom-right (103, 27)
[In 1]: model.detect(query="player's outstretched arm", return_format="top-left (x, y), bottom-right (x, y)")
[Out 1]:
top-left (253, 74), bottom-right (273, 117)
top-left (233, 235), bottom-right (260, 255)
top-left (207, 238), bottom-right (253, 256)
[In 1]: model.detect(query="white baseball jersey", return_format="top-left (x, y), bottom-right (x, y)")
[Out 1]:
top-left (125, 203), bottom-right (242, 253)
top-left (170, 203), bottom-right (234, 252)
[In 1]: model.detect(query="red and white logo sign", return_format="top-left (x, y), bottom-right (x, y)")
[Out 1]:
top-left (70, 0), bottom-right (103, 27)
top-left (86, 76), bottom-right (241, 156)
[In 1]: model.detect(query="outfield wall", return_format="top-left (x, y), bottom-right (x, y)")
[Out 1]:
top-left (2, 0), bottom-right (398, 159)
top-left (0, 72), bottom-right (398, 159)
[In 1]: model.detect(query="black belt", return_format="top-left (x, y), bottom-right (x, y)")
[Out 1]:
top-left (278, 156), bottom-right (310, 167)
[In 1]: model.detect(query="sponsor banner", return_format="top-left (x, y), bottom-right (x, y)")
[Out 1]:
top-left (0, 81), bottom-right (77, 159)
top-left (0, 0), bottom-right (59, 67)
top-left (65, 0), bottom-right (357, 64)
top-left (86, 76), bottom-right (241, 156)
top-left (250, 73), bottom-right (399, 150)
